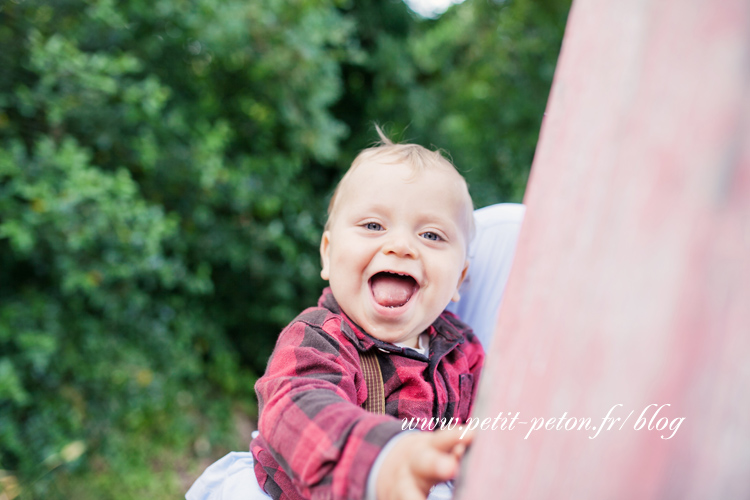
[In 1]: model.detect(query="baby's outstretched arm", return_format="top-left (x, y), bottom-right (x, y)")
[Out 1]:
top-left (376, 427), bottom-right (473, 500)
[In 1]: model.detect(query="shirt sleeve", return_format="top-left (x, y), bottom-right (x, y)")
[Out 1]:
top-left (255, 319), bottom-right (404, 500)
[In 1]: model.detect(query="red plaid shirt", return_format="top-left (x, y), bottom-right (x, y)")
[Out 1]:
top-left (250, 288), bottom-right (484, 500)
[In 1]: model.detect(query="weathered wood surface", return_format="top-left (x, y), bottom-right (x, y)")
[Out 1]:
top-left (457, 0), bottom-right (750, 498)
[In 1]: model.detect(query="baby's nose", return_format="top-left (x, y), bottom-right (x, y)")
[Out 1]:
top-left (382, 232), bottom-right (419, 258)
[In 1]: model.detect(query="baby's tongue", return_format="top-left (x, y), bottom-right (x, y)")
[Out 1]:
top-left (370, 273), bottom-right (415, 308)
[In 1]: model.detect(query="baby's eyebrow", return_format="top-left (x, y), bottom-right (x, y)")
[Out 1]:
top-left (360, 203), bottom-right (391, 214)
top-left (417, 213), bottom-right (458, 228)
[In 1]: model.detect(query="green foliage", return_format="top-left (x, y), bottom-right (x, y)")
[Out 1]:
top-left (0, 0), bottom-right (570, 497)
top-left (336, 0), bottom-right (571, 205)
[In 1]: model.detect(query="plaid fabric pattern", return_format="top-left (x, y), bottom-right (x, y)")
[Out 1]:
top-left (251, 288), bottom-right (484, 500)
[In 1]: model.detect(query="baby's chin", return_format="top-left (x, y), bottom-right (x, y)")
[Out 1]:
top-left (358, 320), bottom-right (428, 348)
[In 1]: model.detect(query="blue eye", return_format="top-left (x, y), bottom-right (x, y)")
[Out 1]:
top-left (421, 232), bottom-right (441, 241)
top-left (365, 222), bottom-right (383, 231)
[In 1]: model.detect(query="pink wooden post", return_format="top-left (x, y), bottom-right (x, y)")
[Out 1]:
top-left (457, 0), bottom-right (750, 498)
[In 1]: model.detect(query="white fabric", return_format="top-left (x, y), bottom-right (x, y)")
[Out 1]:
top-left (394, 332), bottom-right (430, 356)
top-left (186, 204), bottom-right (525, 500)
top-left (446, 203), bottom-right (525, 349)
top-left (185, 448), bottom-right (268, 500)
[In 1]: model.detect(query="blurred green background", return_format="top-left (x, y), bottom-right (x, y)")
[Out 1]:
top-left (0, 0), bottom-right (570, 497)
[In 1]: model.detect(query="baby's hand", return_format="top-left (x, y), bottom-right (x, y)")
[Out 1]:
top-left (376, 427), bottom-right (473, 500)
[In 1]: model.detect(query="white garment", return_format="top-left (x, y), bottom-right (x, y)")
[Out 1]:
top-left (185, 447), bottom-right (268, 500)
top-left (446, 203), bottom-right (525, 349)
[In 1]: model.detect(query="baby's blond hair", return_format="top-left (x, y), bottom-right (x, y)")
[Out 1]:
top-left (325, 126), bottom-right (475, 243)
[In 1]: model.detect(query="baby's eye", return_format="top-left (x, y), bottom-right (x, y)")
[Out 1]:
top-left (364, 222), bottom-right (383, 231)
top-left (421, 232), bottom-right (442, 241)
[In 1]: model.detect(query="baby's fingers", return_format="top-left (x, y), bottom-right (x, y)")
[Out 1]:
top-left (411, 441), bottom-right (460, 482)
top-left (430, 426), bottom-right (474, 452)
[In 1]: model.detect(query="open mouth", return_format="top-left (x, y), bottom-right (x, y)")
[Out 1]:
top-left (369, 272), bottom-right (419, 308)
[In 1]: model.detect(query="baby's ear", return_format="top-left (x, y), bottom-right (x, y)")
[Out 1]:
top-left (320, 231), bottom-right (331, 281)
top-left (451, 260), bottom-right (470, 302)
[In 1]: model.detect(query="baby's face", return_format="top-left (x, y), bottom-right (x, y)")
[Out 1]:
top-left (320, 161), bottom-right (471, 347)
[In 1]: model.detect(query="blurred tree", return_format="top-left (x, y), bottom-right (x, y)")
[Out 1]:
top-left (336, 0), bottom-right (571, 206)
top-left (407, 0), bottom-right (572, 205)
top-left (0, 0), bottom-right (569, 497)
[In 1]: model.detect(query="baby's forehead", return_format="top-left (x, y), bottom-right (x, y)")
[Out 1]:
top-left (340, 164), bottom-right (455, 211)
top-left (346, 159), bottom-right (461, 189)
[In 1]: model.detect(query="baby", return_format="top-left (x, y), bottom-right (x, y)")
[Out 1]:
top-left (250, 130), bottom-right (484, 500)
